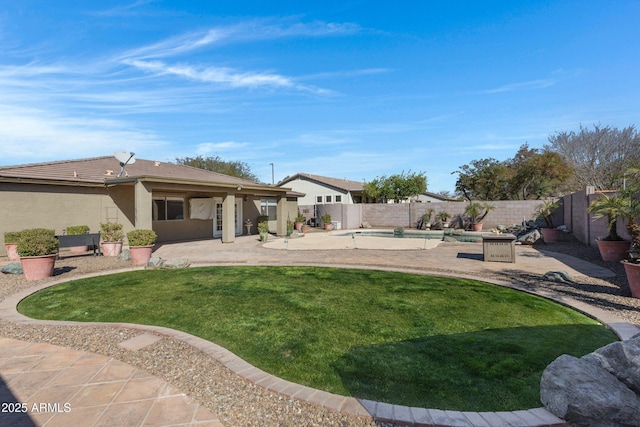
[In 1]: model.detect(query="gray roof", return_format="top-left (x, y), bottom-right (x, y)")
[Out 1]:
top-left (278, 173), bottom-right (364, 192)
top-left (0, 156), bottom-right (274, 189)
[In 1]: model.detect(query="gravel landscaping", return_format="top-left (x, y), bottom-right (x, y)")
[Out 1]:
top-left (1, 239), bottom-right (639, 426)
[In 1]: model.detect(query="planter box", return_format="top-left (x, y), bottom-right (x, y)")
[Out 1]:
top-left (130, 245), bottom-right (154, 266)
top-left (623, 261), bottom-right (640, 299)
top-left (483, 235), bottom-right (516, 263)
top-left (540, 228), bottom-right (561, 243)
top-left (596, 239), bottom-right (631, 262)
top-left (20, 254), bottom-right (56, 281)
top-left (101, 241), bottom-right (123, 257)
top-left (5, 243), bottom-right (19, 261)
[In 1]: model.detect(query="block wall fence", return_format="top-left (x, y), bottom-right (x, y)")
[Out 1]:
top-left (304, 187), bottom-right (638, 248)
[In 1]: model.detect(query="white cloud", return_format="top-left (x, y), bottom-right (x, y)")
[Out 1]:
top-left (0, 105), bottom-right (164, 163)
top-left (124, 59), bottom-right (332, 94)
top-left (197, 141), bottom-right (249, 154)
top-left (479, 78), bottom-right (556, 94)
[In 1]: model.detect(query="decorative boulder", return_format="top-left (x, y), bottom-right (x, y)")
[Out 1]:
top-left (583, 335), bottom-right (640, 394)
top-left (118, 248), bottom-right (130, 261)
top-left (162, 258), bottom-right (190, 269)
top-left (517, 229), bottom-right (541, 245)
top-left (541, 334), bottom-right (640, 426)
top-left (1, 262), bottom-right (23, 274)
top-left (147, 256), bottom-right (164, 268)
top-left (542, 271), bottom-right (573, 283)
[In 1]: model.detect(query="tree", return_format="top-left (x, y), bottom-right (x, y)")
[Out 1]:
top-left (546, 124), bottom-right (640, 191)
top-left (454, 145), bottom-right (573, 201)
top-left (363, 171), bottom-right (427, 203)
top-left (454, 158), bottom-right (512, 201)
top-left (507, 144), bottom-right (573, 199)
top-left (175, 155), bottom-right (259, 182)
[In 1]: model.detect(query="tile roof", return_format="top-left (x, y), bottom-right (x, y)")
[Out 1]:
top-left (278, 173), bottom-right (364, 192)
top-left (0, 156), bottom-right (266, 187)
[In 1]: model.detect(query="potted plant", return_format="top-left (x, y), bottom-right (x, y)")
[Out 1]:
top-left (464, 202), bottom-right (495, 232)
top-left (588, 193), bottom-right (633, 261)
top-left (294, 212), bottom-right (305, 232)
top-left (17, 228), bottom-right (59, 280)
top-left (286, 217), bottom-right (294, 237)
top-left (420, 208), bottom-right (434, 229)
top-left (321, 213), bottom-right (333, 231)
top-left (66, 225), bottom-right (90, 253)
top-left (535, 200), bottom-right (562, 243)
top-left (100, 222), bottom-right (124, 257)
top-left (437, 211), bottom-right (451, 228)
top-left (258, 220), bottom-right (269, 242)
top-left (4, 231), bottom-right (21, 261)
top-left (621, 193), bottom-right (640, 297)
top-left (127, 229), bottom-right (157, 266)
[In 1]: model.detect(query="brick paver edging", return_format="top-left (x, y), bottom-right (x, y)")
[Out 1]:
top-left (1, 265), bottom-right (638, 427)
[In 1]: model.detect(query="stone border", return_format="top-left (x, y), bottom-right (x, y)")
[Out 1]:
top-left (1, 265), bottom-right (638, 427)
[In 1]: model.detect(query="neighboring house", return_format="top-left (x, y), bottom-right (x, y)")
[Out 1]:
top-left (0, 156), bottom-right (298, 255)
top-left (277, 173), bottom-right (365, 205)
top-left (414, 191), bottom-right (461, 203)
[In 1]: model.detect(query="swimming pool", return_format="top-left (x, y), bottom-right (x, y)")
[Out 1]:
top-left (334, 229), bottom-right (487, 242)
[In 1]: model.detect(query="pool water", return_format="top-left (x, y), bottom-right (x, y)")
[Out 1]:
top-left (335, 229), bottom-right (486, 243)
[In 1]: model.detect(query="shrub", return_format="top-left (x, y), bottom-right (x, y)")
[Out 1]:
top-left (257, 215), bottom-right (269, 224)
top-left (66, 225), bottom-right (89, 235)
top-left (321, 213), bottom-right (332, 224)
top-left (127, 229), bottom-right (157, 247)
top-left (258, 221), bottom-right (270, 234)
top-left (17, 228), bottom-right (59, 257)
top-left (4, 231), bottom-right (22, 243)
top-left (100, 222), bottom-right (124, 242)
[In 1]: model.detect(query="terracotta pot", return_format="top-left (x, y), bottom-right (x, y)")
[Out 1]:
top-left (324, 224), bottom-right (333, 231)
top-left (623, 261), bottom-right (640, 298)
top-left (130, 245), bottom-right (154, 266)
top-left (471, 223), bottom-right (483, 232)
top-left (295, 222), bottom-right (304, 232)
top-left (540, 228), bottom-right (561, 243)
top-left (5, 243), bottom-right (19, 261)
top-left (20, 254), bottom-right (56, 281)
top-left (101, 241), bottom-right (123, 257)
top-left (595, 239), bottom-right (631, 262)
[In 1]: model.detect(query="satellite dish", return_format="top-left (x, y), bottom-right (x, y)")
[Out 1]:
top-left (114, 151), bottom-right (136, 177)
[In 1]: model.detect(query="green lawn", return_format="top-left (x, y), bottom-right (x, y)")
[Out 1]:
top-left (18, 266), bottom-right (617, 411)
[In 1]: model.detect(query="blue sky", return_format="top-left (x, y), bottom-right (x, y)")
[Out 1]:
top-left (2, 1), bottom-right (640, 192)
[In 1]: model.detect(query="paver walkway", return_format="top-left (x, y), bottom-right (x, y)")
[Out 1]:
top-left (1, 230), bottom-right (637, 427)
top-left (0, 337), bottom-right (222, 427)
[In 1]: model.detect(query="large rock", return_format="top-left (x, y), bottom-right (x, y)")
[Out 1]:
top-left (583, 334), bottom-right (640, 393)
top-left (517, 229), bottom-right (541, 245)
top-left (162, 258), bottom-right (190, 269)
top-left (1, 262), bottom-right (22, 274)
top-left (541, 350), bottom-right (640, 426)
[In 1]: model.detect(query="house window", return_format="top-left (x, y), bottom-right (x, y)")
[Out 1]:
top-left (335, 195), bottom-right (342, 203)
top-left (261, 198), bottom-right (277, 220)
top-left (153, 197), bottom-right (184, 221)
top-left (325, 195), bottom-right (332, 203)
top-left (316, 195), bottom-right (323, 204)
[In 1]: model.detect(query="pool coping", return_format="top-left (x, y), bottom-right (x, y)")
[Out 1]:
top-left (1, 265), bottom-right (638, 427)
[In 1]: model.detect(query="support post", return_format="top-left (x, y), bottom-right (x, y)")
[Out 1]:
top-left (134, 181), bottom-right (153, 230)
top-left (222, 193), bottom-right (236, 243)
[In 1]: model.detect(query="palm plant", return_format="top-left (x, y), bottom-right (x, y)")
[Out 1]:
top-left (464, 201), bottom-right (495, 224)
top-left (587, 193), bottom-right (634, 241)
top-left (534, 200), bottom-right (560, 228)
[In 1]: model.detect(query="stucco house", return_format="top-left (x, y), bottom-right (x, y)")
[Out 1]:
top-left (277, 173), bottom-right (365, 205)
top-left (414, 191), bottom-right (460, 203)
top-left (0, 156), bottom-right (298, 256)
